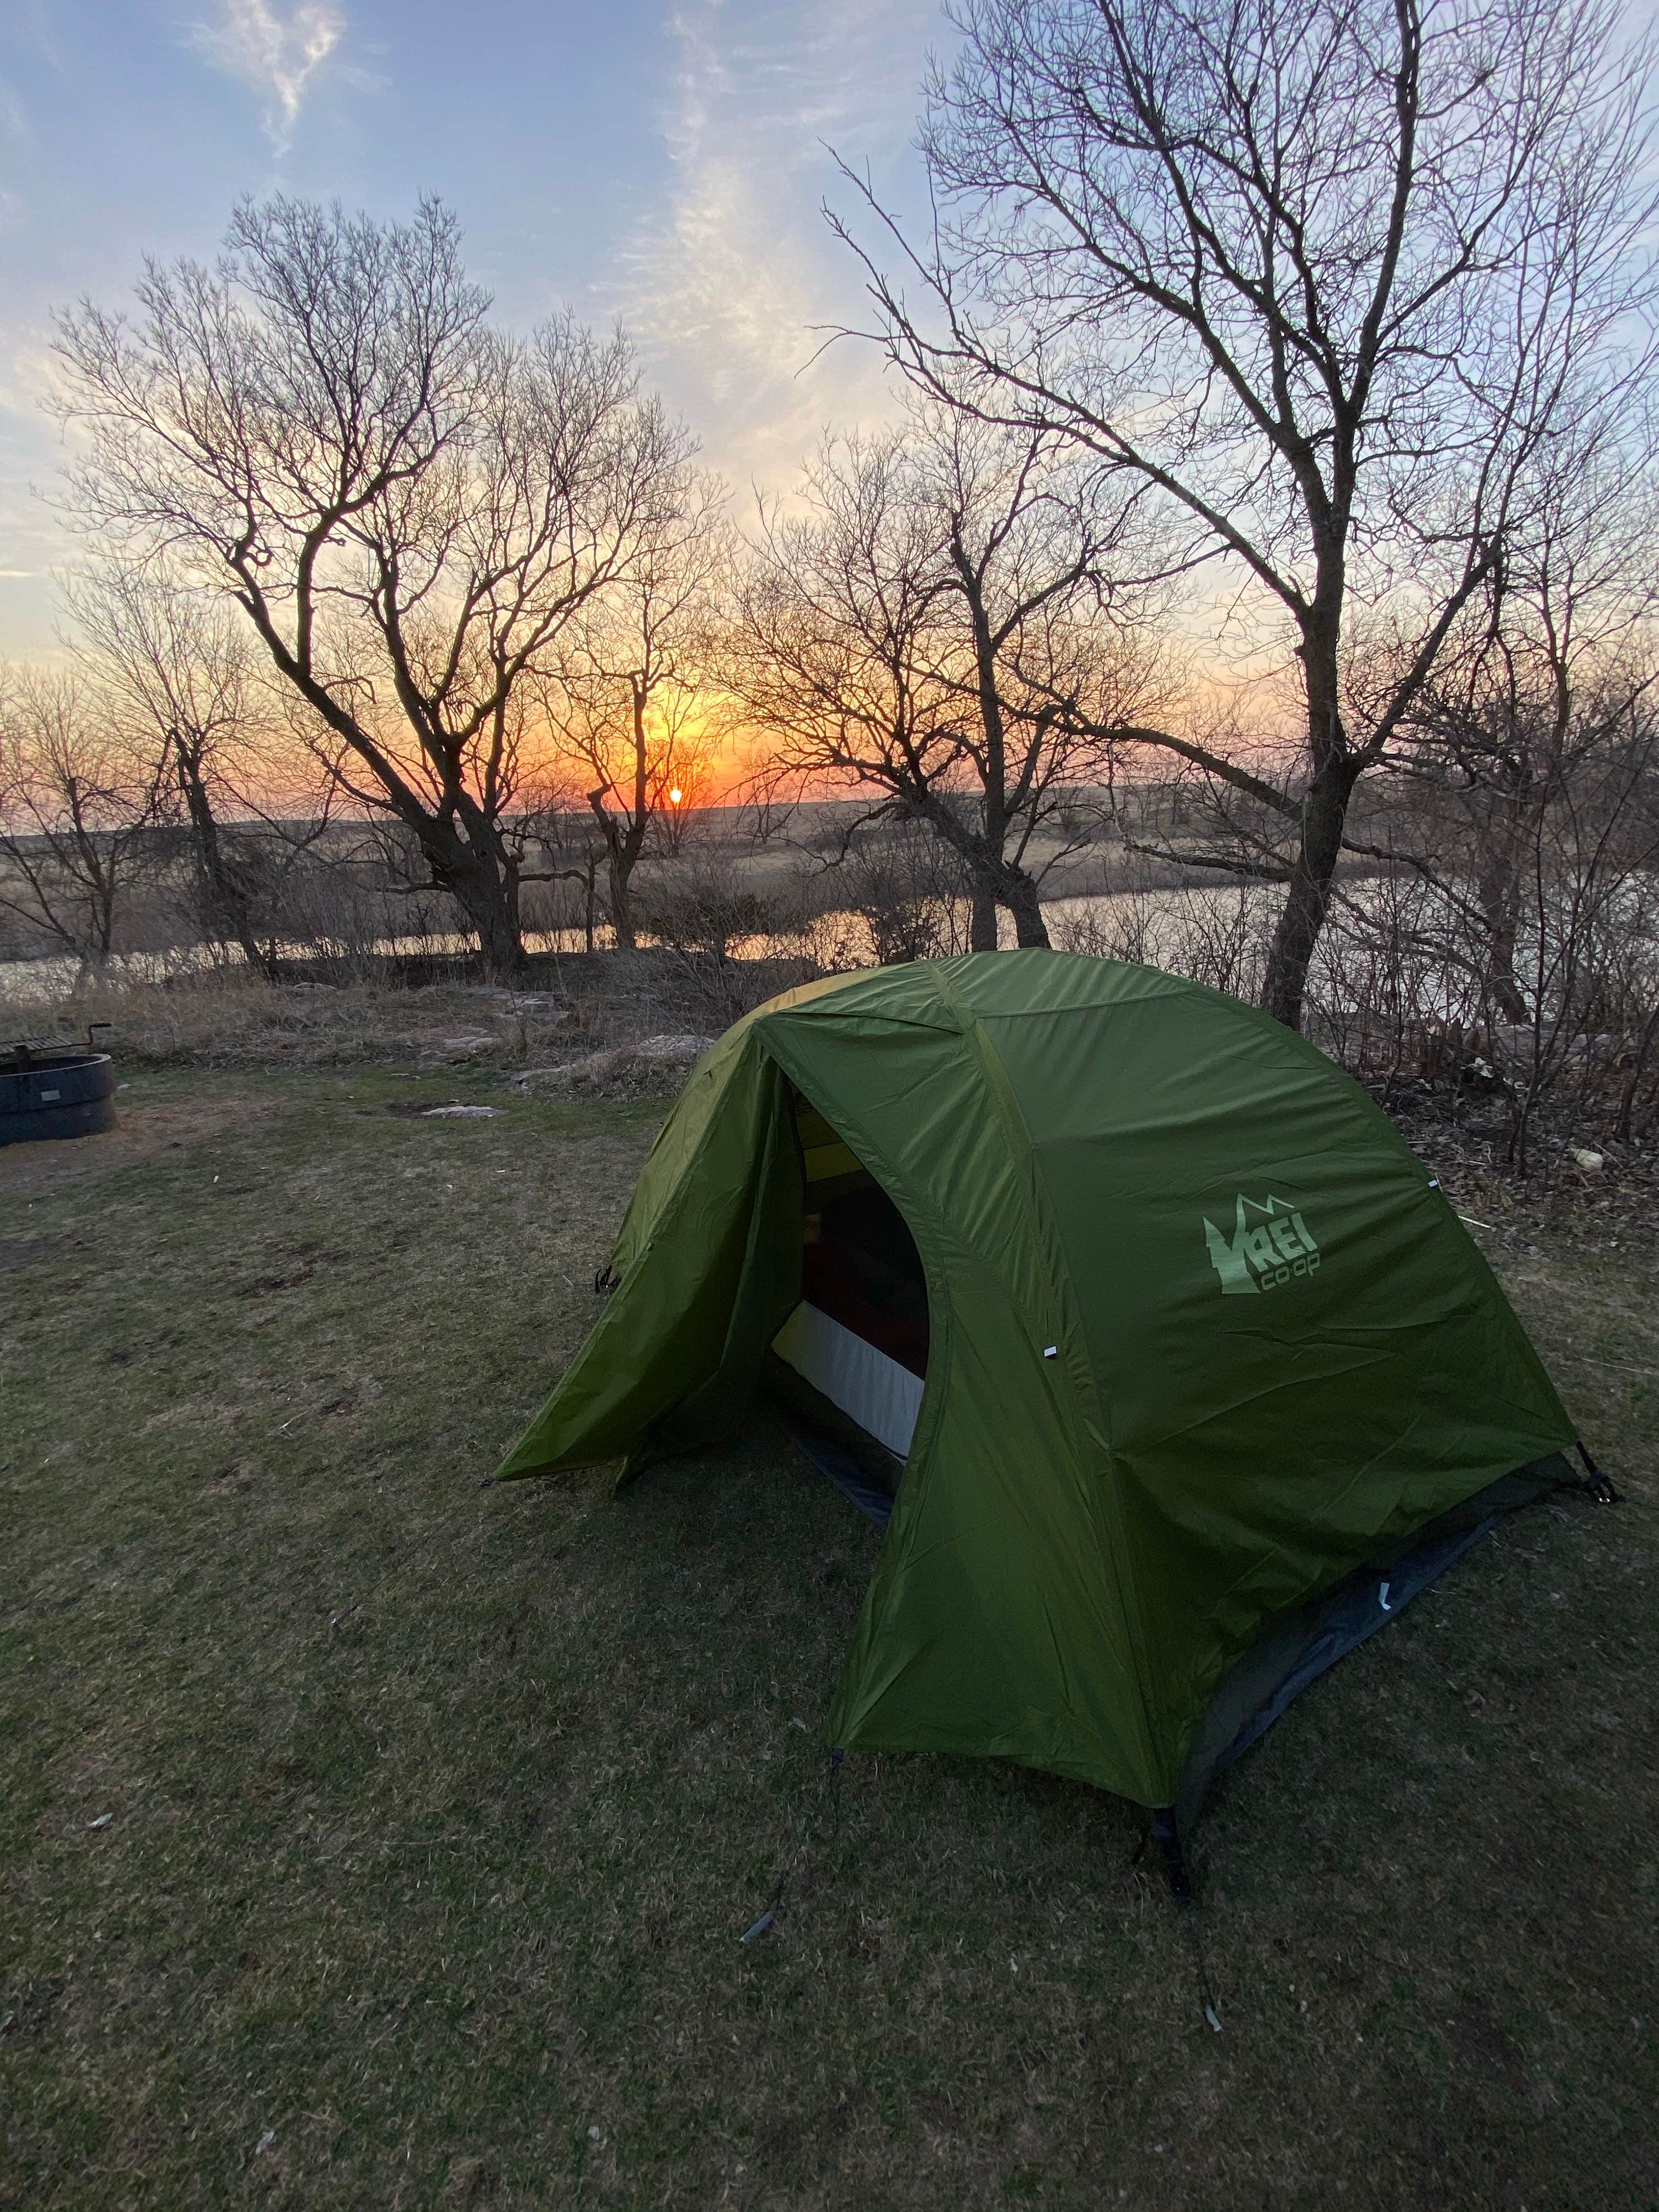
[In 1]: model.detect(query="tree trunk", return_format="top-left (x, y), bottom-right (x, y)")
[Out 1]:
top-left (174, 737), bottom-right (273, 979)
top-left (1262, 613), bottom-right (1354, 1032)
top-left (446, 850), bottom-right (524, 980)
top-left (607, 850), bottom-right (637, 951)
top-left (1004, 870), bottom-right (1051, 949)
top-left (948, 534), bottom-right (1049, 956)
top-left (926, 804), bottom-right (1052, 954)
top-left (1478, 889), bottom-right (1531, 1026)
top-left (1261, 752), bottom-right (1358, 1031)
top-left (969, 880), bottom-right (998, 952)
top-left (1469, 795), bottom-right (1535, 1027)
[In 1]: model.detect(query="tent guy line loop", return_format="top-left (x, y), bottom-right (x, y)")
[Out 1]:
top-left (1145, 1809), bottom-right (1224, 2032)
top-left (1182, 1892), bottom-right (1224, 2035)
top-left (1573, 1440), bottom-right (1621, 1505)
top-left (737, 1748), bottom-right (843, 1945)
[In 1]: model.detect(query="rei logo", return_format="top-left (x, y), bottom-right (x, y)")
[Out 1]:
top-left (1203, 1194), bottom-right (1322, 1296)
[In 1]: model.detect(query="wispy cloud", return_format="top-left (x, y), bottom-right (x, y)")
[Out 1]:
top-left (0, 82), bottom-right (29, 146)
top-left (187, 0), bottom-right (345, 152)
top-left (618, 1), bottom-right (935, 493)
top-left (9, 2), bottom-right (66, 76)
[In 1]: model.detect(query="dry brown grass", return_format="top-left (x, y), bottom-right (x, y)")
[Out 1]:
top-left (0, 957), bottom-right (742, 1079)
top-left (1, 970), bottom-right (579, 1070)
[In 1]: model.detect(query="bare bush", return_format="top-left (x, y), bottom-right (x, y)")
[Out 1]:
top-left (637, 861), bottom-right (819, 1028)
top-left (820, 815), bottom-right (980, 966)
top-left (1049, 868), bottom-right (1274, 1002)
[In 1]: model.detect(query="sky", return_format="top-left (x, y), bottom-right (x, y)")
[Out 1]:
top-left (0, 0), bottom-right (946, 658)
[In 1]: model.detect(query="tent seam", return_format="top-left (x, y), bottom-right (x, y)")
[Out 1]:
top-left (925, 960), bottom-right (1170, 1796)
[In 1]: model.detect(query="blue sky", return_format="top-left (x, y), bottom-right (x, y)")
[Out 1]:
top-left (0, 0), bottom-right (944, 656)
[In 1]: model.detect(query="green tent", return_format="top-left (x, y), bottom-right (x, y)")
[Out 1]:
top-left (498, 951), bottom-right (1587, 1830)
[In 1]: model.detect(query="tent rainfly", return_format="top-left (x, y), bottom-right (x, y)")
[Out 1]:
top-left (497, 952), bottom-right (1606, 1855)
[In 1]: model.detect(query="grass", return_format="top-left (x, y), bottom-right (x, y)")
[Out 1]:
top-left (2, 1057), bottom-right (1655, 2210)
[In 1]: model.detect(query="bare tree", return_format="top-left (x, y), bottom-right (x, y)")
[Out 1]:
top-left (831, 0), bottom-right (1656, 1025)
top-left (726, 416), bottom-right (1170, 946)
top-left (52, 195), bottom-right (693, 977)
top-left (1353, 426), bottom-right (1659, 1023)
top-left (0, 667), bottom-right (163, 973)
top-left (549, 471), bottom-right (730, 947)
top-left (929, 408), bottom-right (1175, 941)
top-left (64, 561), bottom-right (345, 977)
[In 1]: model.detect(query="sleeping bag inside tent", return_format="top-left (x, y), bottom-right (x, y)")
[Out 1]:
top-left (496, 951), bottom-right (1591, 1824)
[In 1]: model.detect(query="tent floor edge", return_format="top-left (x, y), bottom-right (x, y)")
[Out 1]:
top-left (1173, 1450), bottom-right (1578, 1832)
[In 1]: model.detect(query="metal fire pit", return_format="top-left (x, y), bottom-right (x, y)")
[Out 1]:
top-left (1, 1034), bottom-right (117, 1146)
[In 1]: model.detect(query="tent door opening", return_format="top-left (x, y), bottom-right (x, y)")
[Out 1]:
top-left (766, 1089), bottom-right (929, 1524)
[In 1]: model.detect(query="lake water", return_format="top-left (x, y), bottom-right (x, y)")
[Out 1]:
top-left (0, 887), bottom-right (1272, 1000)
top-left (5, 874), bottom-right (1639, 1037)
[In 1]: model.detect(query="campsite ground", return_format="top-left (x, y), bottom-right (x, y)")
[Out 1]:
top-left (2, 998), bottom-right (1656, 2210)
